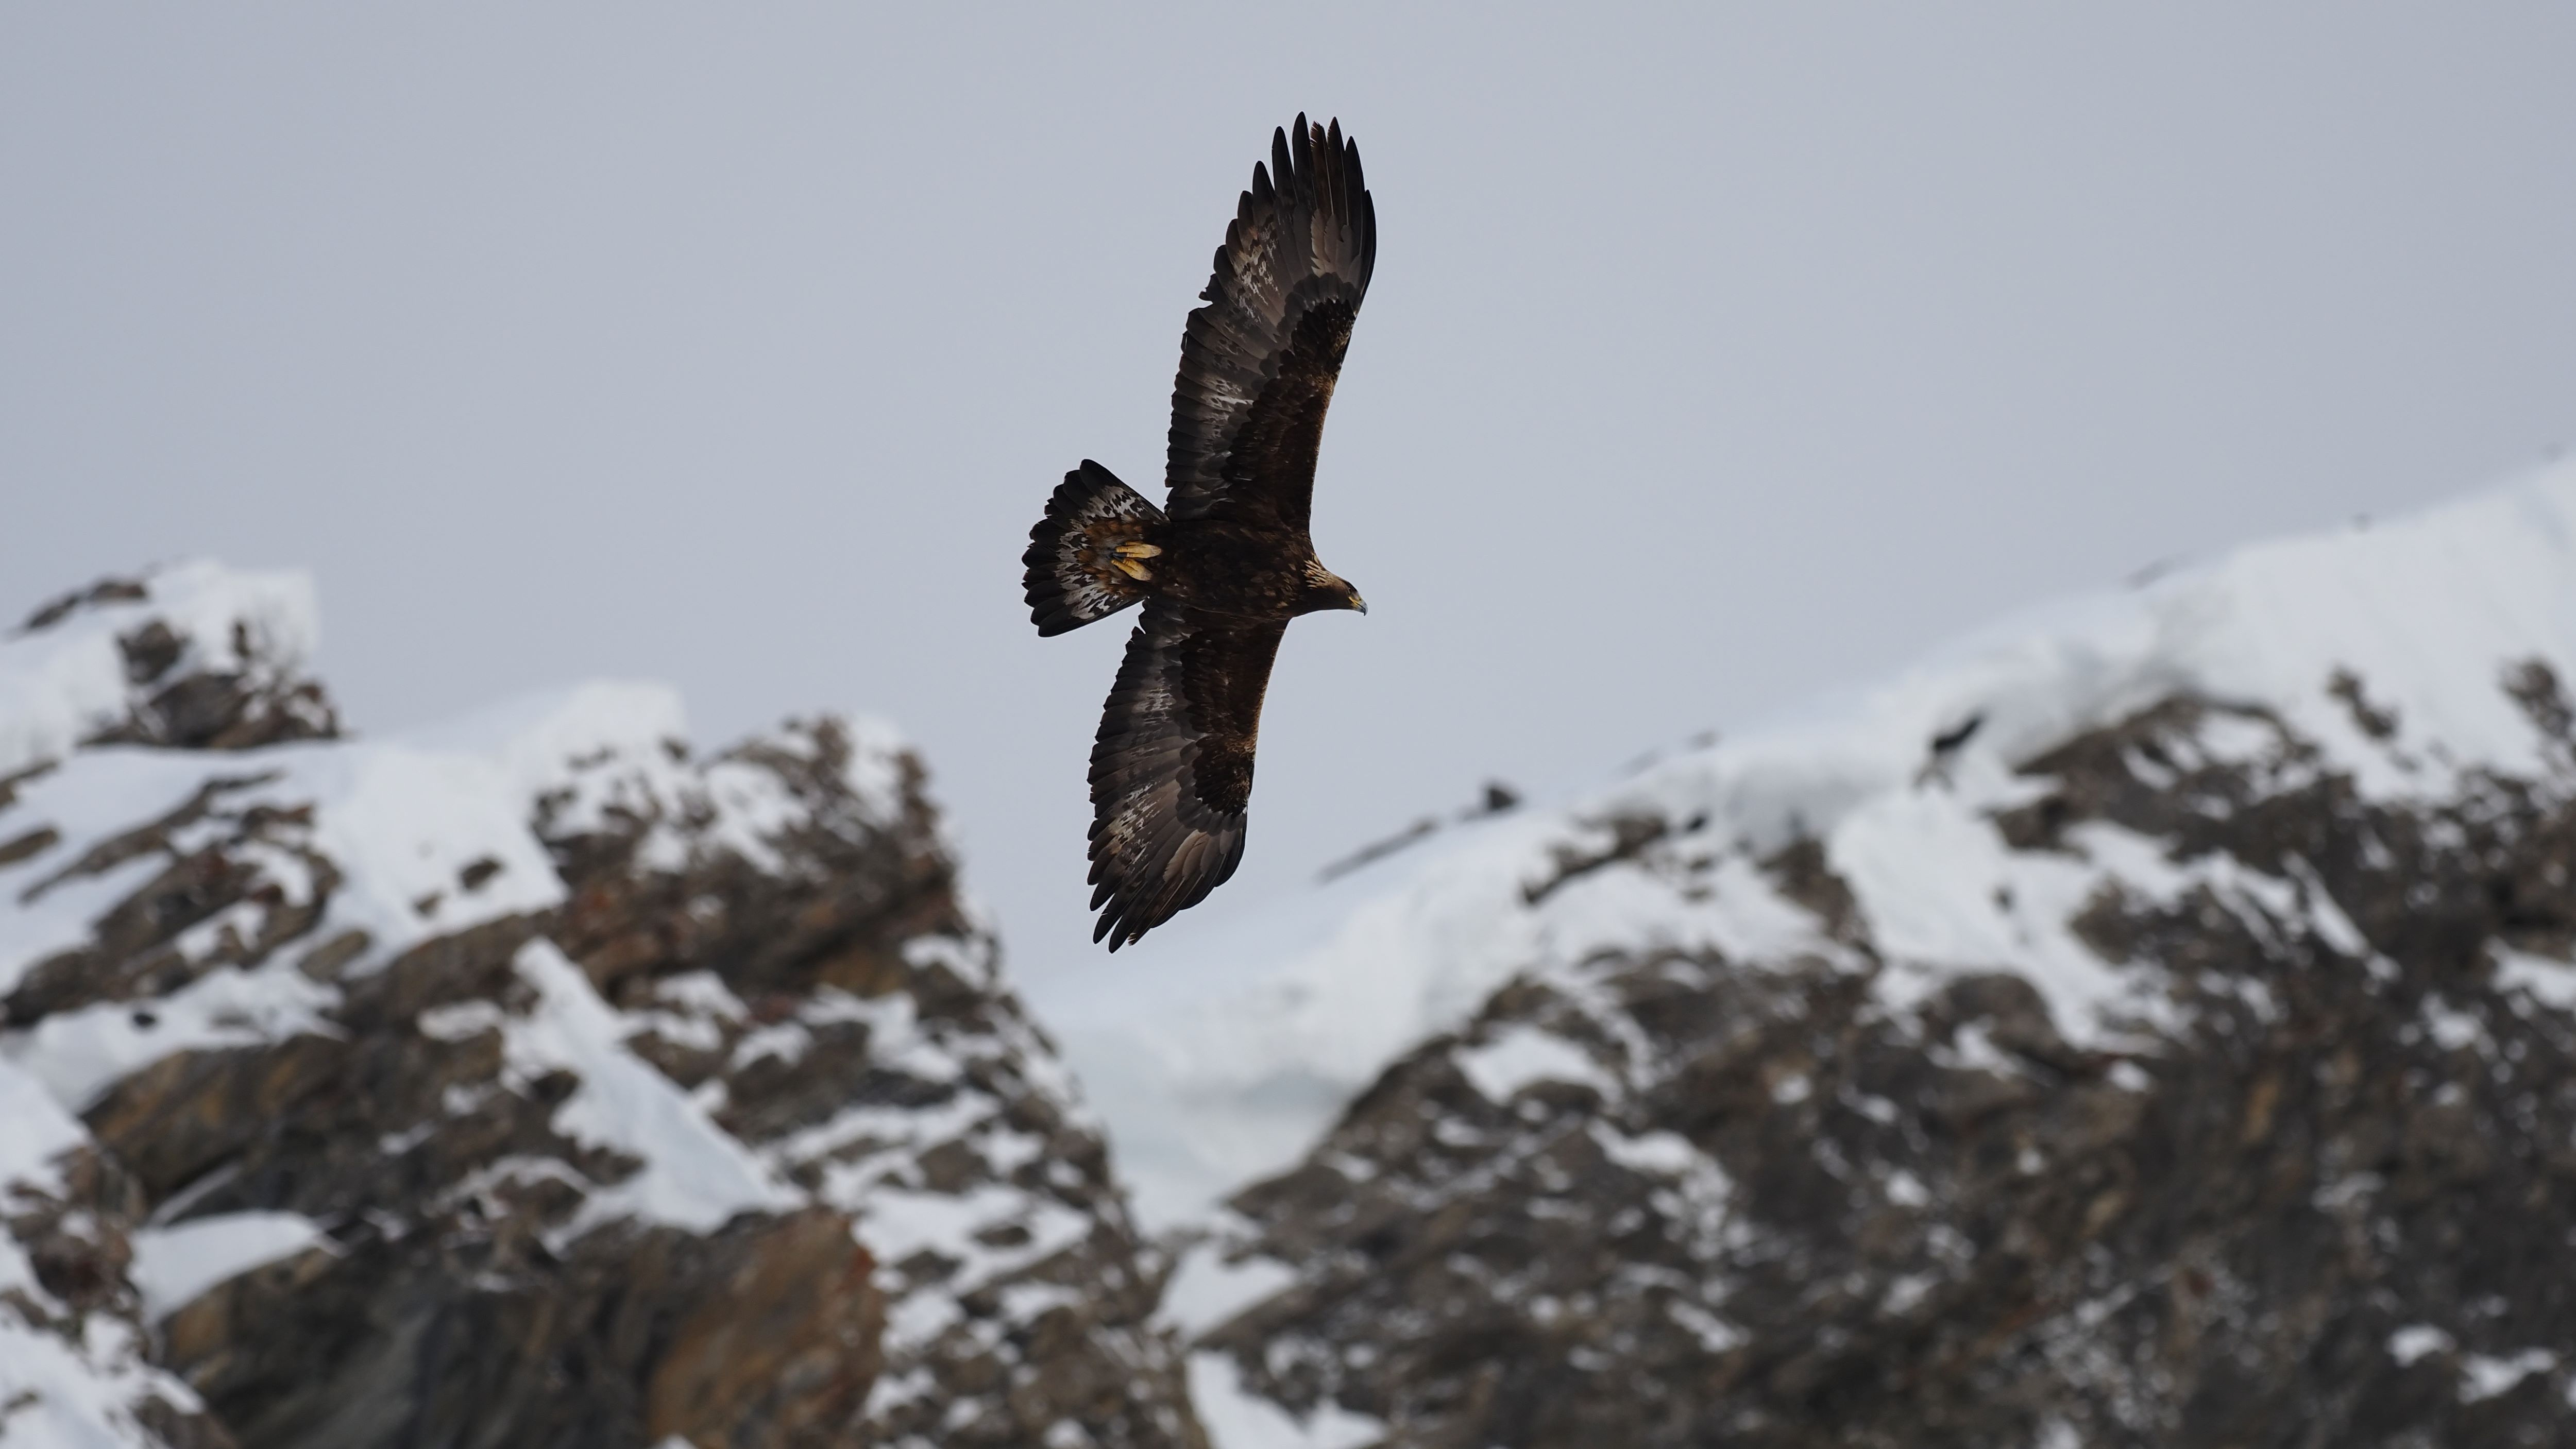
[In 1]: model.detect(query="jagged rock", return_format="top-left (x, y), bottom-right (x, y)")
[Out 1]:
top-left (13, 568), bottom-right (339, 757)
top-left (1, 1091), bottom-right (228, 1447)
top-left (1080, 468), bottom-right (2576, 1448)
top-left (0, 565), bottom-right (1201, 1449)
top-left (160, 1207), bottom-right (882, 1449)
top-left (530, 717), bottom-right (1202, 1449)
top-left (1198, 687), bottom-right (2576, 1447)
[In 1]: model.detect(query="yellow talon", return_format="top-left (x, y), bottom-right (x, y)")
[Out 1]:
top-left (1113, 557), bottom-right (1154, 582)
top-left (1115, 541), bottom-right (1162, 559)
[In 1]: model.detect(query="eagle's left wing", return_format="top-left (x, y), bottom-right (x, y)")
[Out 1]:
top-left (1087, 602), bottom-right (1285, 949)
top-left (1164, 116), bottom-right (1376, 534)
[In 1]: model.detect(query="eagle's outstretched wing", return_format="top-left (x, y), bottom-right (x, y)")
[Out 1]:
top-left (1166, 115), bottom-right (1376, 533)
top-left (1088, 602), bottom-right (1285, 949)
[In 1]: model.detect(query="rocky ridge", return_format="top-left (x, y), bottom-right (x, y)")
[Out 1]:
top-left (15, 467), bottom-right (2576, 1449)
top-left (1196, 686), bottom-right (2576, 1446)
top-left (1063, 462), bottom-right (2576, 1447)
top-left (0, 567), bottom-right (1202, 1448)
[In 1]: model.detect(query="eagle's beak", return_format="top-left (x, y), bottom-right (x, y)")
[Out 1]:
top-left (1351, 593), bottom-right (1368, 615)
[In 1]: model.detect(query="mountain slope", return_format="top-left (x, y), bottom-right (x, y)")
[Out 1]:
top-left (1044, 461), bottom-right (2576, 1446)
top-left (14, 459), bottom-right (2576, 1448)
top-left (0, 569), bottom-right (1202, 1448)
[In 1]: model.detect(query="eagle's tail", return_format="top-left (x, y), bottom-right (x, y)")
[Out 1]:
top-left (1024, 461), bottom-right (1166, 637)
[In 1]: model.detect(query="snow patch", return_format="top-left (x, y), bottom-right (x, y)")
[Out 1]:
top-left (0, 1307), bottom-right (194, 1449)
top-left (128, 1211), bottom-right (333, 1319)
top-left (1589, 1124), bottom-right (1705, 1178)
top-left (7, 961), bottom-right (342, 1112)
top-left (2493, 946), bottom-right (2576, 1012)
top-left (1163, 1242), bottom-right (1298, 1337)
top-left (0, 1059), bottom-right (89, 1199)
top-left (2459, 1349), bottom-right (2556, 1403)
top-left (502, 941), bottom-right (800, 1238)
top-left (1667, 1300), bottom-right (1748, 1354)
top-left (1455, 1027), bottom-right (1616, 1102)
top-left (1186, 1352), bottom-right (1387, 1449)
top-left (2388, 1324), bottom-right (2455, 1366)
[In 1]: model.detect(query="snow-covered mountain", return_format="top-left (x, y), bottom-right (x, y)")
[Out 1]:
top-left (1059, 461), bottom-right (2576, 1220)
top-left (1047, 460), bottom-right (2576, 1446)
top-left (13, 458), bottom-right (2576, 1449)
top-left (0, 569), bottom-right (1200, 1448)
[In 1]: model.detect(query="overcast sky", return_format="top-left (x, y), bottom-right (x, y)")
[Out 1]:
top-left (6, 4), bottom-right (2573, 999)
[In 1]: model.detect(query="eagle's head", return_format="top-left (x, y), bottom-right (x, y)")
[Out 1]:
top-left (1300, 559), bottom-right (1367, 616)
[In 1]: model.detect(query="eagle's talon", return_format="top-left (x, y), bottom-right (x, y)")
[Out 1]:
top-left (1115, 541), bottom-right (1163, 559)
top-left (1113, 557), bottom-right (1154, 582)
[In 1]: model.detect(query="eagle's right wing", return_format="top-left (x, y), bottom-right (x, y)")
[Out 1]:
top-left (1087, 602), bottom-right (1285, 949)
top-left (1164, 116), bottom-right (1376, 535)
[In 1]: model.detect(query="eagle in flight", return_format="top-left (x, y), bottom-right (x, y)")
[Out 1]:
top-left (1022, 115), bottom-right (1377, 951)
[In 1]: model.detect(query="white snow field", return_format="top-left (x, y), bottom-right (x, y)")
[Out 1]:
top-left (1043, 457), bottom-right (2576, 1234)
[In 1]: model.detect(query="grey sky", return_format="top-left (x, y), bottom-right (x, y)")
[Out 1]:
top-left (6, 4), bottom-right (2573, 998)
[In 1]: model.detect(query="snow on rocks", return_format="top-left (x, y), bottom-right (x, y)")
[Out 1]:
top-left (1455, 1024), bottom-right (1622, 1103)
top-left (0, 562), bottom-right (331, 778)
top-left (499, 939), bottom-right (802, 1240)
top-left (1, 1059), bottom-right (212, 1447)
top-left (1134, 458), bottom-right (2576, 1447)
top-left (0, 567), bottom-right (1199, 1448)
top-left (126, 1211), bottom-right (333, 1320)
top-left (1054, 458), bottom-right (2576, 1230)
top-left (1185, 1352), bottom-right (1386, 1449)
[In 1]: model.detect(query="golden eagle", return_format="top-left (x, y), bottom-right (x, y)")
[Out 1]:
top-left (1023, 116), bottom-right (1376, 950)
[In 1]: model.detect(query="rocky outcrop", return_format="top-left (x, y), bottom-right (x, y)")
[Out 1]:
top-left (0, 567), bottom-right (1202, 1449)
top-left (10, 566), bottom-right (337, 765)
top-left (1194, 679), bottom-right (2576, 1447)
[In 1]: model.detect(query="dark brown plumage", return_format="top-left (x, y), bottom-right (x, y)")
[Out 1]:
top-left (1022, 115), bottom-right (1377, 950)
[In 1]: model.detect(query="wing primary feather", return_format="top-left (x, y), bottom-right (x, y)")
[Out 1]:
top-left (1359, 177), bottom-right (1377, 287)
top-left (1161, 114), bottom-right (1378, 527)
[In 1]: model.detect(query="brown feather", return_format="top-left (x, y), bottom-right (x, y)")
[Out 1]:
top-left (1035, 118), bottom-right (1377, 949)
top-left (1165, 115), bottom-right (1376, 530)
top-left (1086, 604), bottom-right (1282, 949)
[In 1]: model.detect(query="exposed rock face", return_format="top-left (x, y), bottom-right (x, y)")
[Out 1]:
top-left (0, 567), bottom-right (1202, 1449)
top-left (1196, 682), bottom-right (2576, 1447)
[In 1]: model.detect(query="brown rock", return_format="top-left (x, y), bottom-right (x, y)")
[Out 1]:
top-left (646, 1209), bottom-right (885, 1449)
